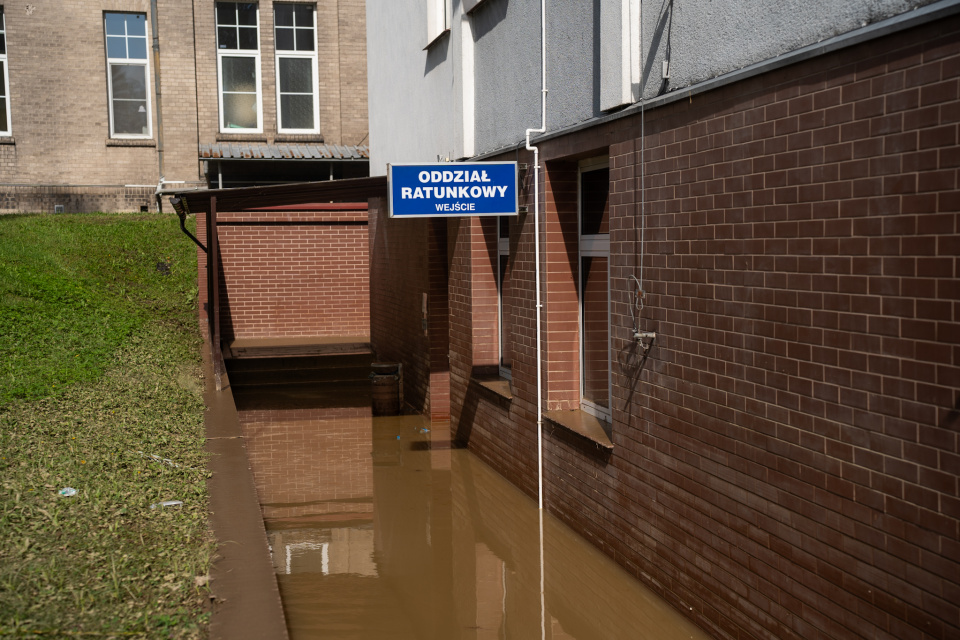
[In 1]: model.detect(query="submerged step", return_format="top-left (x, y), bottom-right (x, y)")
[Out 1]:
top-left (229, 365), bottom-right (373, 387)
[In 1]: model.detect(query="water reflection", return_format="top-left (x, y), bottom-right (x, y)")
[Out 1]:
top-left (235, 382), bottom-right (707, 640)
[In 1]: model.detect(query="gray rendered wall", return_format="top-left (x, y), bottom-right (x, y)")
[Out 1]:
top-left (469, 0), bottom-right (940, 157)
top-left (366, 0), bottom-right (466, 176)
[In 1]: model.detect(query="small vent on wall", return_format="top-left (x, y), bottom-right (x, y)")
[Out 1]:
top-left (140, 205), bottom-right (149, 213)
top-left (54, 205), bottom-right (65, 214)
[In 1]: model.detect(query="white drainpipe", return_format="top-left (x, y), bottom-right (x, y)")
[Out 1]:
top-left (524, 6), bottom-right (547, 637)
top-left (525, 0), bottom-right (547, 513)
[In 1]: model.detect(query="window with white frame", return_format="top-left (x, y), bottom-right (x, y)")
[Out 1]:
top-left (104, 12), bottom-right (151, 138)
top-left (426, 0), bottom-right (448, 45)
top-left (498, 215), bottom-right (513, 378)
top-left (579, 158), bottom-right (611, 421)
top-left (274, 3), bottom-right (318, 133)
top-left (216, 2), bottom-right (261, 132)
top-left (0, 7), bottom-right (10, 137)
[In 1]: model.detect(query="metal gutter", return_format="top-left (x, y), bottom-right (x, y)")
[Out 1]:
top-left (170, 175), bottom-right (388, 214)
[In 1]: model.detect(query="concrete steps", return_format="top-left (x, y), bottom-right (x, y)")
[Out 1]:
top-left (226, 351), bottom-right (374, 388)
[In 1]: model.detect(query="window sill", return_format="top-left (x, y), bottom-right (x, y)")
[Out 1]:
top-left (216, 133), bottom-right (268, 142)
top-left (275, 133), bottom-right (324, 143)
top-left (423, 28), bottom-right (450, 51)
top-left (106, 138), bottom-right (156, 147)
top-left (472, 374), bottom-right (513, 401)
top-left (0, 136), bottom-right (14, 145)
top-left (543, 410), bottom-right (613, 451)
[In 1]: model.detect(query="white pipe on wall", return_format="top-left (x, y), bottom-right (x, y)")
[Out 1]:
top-left (523, 5), bottom-right (547, 638)
top-left (525, 0), bottom-right (547, 514)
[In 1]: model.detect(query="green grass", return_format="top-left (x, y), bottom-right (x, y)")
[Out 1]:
top-left (0, 213), bottom-right (212, 638)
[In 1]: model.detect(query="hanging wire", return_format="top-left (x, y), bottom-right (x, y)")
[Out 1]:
top-left (628, 273), bottom-right (644, 333)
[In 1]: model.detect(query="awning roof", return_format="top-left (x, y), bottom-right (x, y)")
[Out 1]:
top-left (170, 175), bottom-right (388, 214)
top-left (199, 142), bottom-right (369, 161)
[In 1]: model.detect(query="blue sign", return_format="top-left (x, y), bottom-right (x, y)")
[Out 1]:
top-left (388, 162), bottom-right (518, 218)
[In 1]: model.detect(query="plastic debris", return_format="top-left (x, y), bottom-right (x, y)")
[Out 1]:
top-left (129, 450), bottom-right (200, 472)
top-left (419, 427), bottom-right (430, 433)
top-left (150, 500), bottom-right (184, 510)
top-left (396, 436), bottom-right (401, 440)
top-left (58, 487), bottom-right (77, 497)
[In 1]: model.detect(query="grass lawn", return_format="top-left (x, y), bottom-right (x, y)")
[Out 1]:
top-left (0, 213), bottom-right (213, 638)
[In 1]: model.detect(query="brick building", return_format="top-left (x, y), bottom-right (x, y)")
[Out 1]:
top-left (366, 1), bottom-right (960, 639)
top-left (0, 0), bottom-right (368, 213)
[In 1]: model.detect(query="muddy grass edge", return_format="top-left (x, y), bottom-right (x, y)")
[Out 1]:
top-left (202, 342), bottom-right (290, 640)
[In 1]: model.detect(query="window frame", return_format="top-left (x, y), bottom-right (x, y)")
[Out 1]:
top-left (104, 11), bottom-right (152, 139)
top-left (578, 156), bottom-right (612, 422)
top-left (497, 215), bottom-right (512, 380)
top-left (216, 2), bottom-right (263, 134)
top-left (0, 6), bottom-right (10, 137)
top-left (273, 3), bottom-right (319, 135)
top-left (426, 0), bottom-right (449, 47)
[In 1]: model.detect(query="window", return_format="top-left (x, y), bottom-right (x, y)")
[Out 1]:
top-left (426, 0), bottom-right (448, 45)
top-left (579, 158), bottom-right (610, 421)
top-left (105, 12), bottom-right (151, 138)
top-left (216, 2), bottom-right (261, 133)
top-left (274, 3), bottom-right (318, 133)
top-left (599, 0), bottom-right (640, 111)
top-left (0, 7), bottom-right (10, 136)
top-left (498, 215), bottom-right (513, 378)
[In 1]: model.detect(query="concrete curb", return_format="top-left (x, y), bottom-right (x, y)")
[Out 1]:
top-left (203, 343), bottom-right (289, 640)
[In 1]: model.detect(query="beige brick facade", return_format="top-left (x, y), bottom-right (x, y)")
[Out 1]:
top-left (0, 0), bottom-right (367, 213)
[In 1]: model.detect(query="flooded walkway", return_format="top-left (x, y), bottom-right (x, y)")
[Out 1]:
top-left (229, 357), bottom-right (709, 640)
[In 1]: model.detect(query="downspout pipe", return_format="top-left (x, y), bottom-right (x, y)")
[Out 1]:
top-left (150, 0), bottom-right (166, 212)
top-left (525, 6), bottom-right (547, 638)
top-left (169, 196), bottom-right (207, 253)
top-left (525, 0), bottom-right (547, 513)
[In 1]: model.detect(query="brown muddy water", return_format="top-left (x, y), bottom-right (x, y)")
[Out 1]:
top-left (230, 369), bottom-right (709, 640)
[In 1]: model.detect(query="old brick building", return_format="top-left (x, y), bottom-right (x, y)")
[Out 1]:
top-left (366, 1), bottom-right (960, 639)
top-left (0, 0), bottom-right (368, 213)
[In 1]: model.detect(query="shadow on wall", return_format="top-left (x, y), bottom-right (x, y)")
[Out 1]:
top-left (471, 0), bottom-right (509, 40)
top-left (216, 242), bottom-right (237, 344)
top-left (942, 396), bottom-right (960, 429)
top-left (425, 27), bottom-right (450, 74)
top-left (616, 336), bottom-right (656, 418)
top-left (644, 0), bottom-right (675, 97)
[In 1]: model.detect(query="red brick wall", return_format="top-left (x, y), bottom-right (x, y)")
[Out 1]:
top-left (448, 17), bottom-right (960, 640)
top-left (238, 406), bottom-right (373, 520)
top-left (196, 205), bottom-right (369, 341)
top-left (369, 197), bottom-right (450, 420)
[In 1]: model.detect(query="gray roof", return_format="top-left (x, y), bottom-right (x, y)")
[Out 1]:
top-left (199, 142), bottom-right (369, 161)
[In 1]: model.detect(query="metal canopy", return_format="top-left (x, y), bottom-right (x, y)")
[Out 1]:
top-left (171, 175), bottom-right (388, 214)
top-left (199, 142), bottom-right (370, 161)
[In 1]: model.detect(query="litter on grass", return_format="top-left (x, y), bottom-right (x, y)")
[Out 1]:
top-left (150, 500), bottom-right (184, 509)
top-left (58, 487), bottom-right (77, 497)
top-left (129, 450), bottom-right (200, 471)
